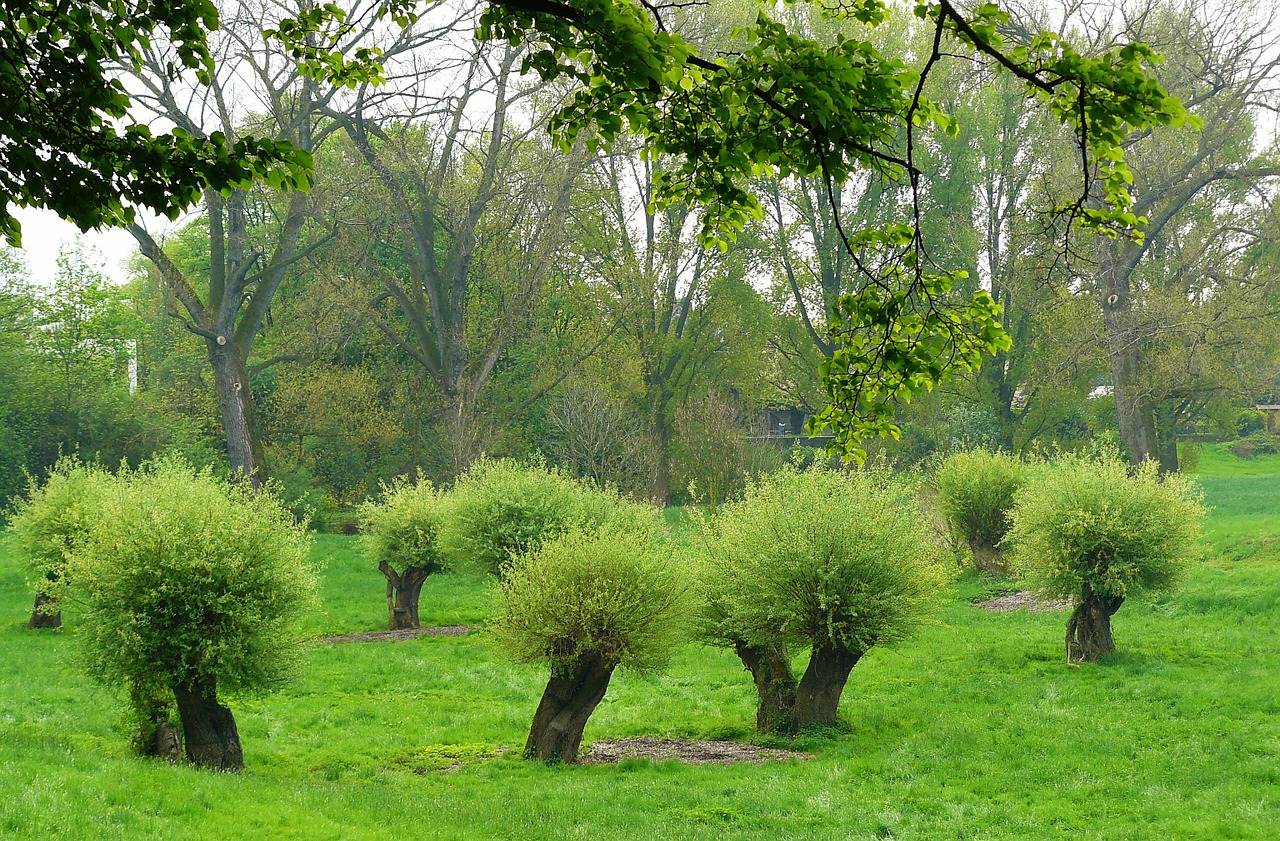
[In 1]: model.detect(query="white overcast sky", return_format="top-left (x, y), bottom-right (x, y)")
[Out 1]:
top-left (12, 206), bottom-right (160, 287)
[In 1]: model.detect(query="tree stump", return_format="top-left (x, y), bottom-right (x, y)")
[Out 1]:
top-left (379, 561), bottom-right (432, 630)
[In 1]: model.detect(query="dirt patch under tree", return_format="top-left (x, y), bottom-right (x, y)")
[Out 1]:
top-left (975, 592), bottom-right (1071, 613)
top-left (580, 737), bottom-right (811, 765)
top-left (319, 625), bottom-right (472, 644)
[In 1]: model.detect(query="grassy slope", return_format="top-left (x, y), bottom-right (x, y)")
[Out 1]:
top-left (1, 457), bottom-right (1278, 840)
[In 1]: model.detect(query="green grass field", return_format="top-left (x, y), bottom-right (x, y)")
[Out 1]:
top-left (2, 452), bottom-right (1278, 839)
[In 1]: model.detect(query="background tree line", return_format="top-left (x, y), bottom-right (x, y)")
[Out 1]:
top-left (2, 0), bottom-right (1278, 521)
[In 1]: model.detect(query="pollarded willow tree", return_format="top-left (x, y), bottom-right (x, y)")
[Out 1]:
top-left (359, 477), bottom-right (449, 630)
top-left (493, 524), bottom-right (687, 763)
top-left (700, 465), bottom-right (947, 731)
top-left (1007, 454), bottom-right (1204, 662)
top-left (70, 459), bottom-right (317, 771)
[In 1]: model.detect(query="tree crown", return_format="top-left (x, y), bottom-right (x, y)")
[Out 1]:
top-left (7, 455), bottom-right (113, 600)
top-left (700, 464), bottom-right (948, 655)
top-left (1007, 455), bottom-right (1205, 601)
top-left (934, 448), bottom-right (1024, 551)
top-left (70, 457), bottom-right (318, 694)
top-left (359, 476), bottom-right (449, 573)
top-left (440, 457), bottom-right (657, 576)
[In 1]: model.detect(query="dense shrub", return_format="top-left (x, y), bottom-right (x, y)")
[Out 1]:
top-left (70, 459), bottom-right (317, 770)
top-left (935, 449), bottom-right (1024, 572)
top-left (1228, 431), bottom-right (1280, 460)
top-left (670, 391), bottom-right (748, 510)
top-left (1006, 455), bottom-right (1204, 661)
top-left (493, 524), bottom-right (687, 762)
top-left (7, 455), bottom-right (113, 629)
top-left (439, 458), bottom-right (634, 576)
top-left (544, 382), bottom-right (655, 497)
top-left (359, 477), bottom-right (449, 629)
top-left (701, 465), bottom-right (947, 730)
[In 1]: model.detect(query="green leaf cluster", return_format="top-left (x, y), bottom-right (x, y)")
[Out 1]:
top-left (492, 525), bottom-right (688, 676)
top-left (358, 476), bottom-right (449, 573)
top-left (809, 273), bottom-right (1011, 461)
top-left (0, 0), bottom-right (313, 245)
top-left (439, 457), bottom-right (658, 576)
top-left (1006, 455), bottom-right (1205, 602)
top-left (934, 448), bottom-right (1024, 552)
top-left (69, 458), bottom-right (318, 695)
top-left (700, 465), bottom-right (948, 655)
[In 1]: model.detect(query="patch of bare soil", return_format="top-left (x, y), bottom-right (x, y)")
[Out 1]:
top-left (976, 592), bottom-right (1071, 613)
top-left (581, 738), bottom-right (811, 766)
top-left (319, 625), bottom-right (472, 644)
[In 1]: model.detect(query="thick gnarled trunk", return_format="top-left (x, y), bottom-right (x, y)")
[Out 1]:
top-left (733, 641), bottom-right (798, 735)
top-left (1066, 586), bottom-right (1125, 662)
top-left (794, 642), bottom-right (863, 729)
top-left (970, 541), bottom-right (1008, 574)
top-left (524, 653), bottom-right (616, 763)
top-left (27, 592), bottom-right (61, 629)
top-left (173, 680), bottom-right (243, 771)
top-left (379, 561), bottom-right (432, 630)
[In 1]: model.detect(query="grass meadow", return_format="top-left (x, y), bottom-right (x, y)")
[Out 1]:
top-left (1, 445), bottom-right (1278, 839)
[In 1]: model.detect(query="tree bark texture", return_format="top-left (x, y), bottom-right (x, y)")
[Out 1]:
top-left (27, 593), bottom-right (61, 629)
top-left (1158, 431), bottom-right (1180, 475)
top-left (794, 642), bottom-right (863, 729)
top-left (379, 561), bottom-right (433, 630)
top-left (1098, 240), bottom-right (1158, 465)
top-left (208, 342), bottom-right (264, 488)
top-left (173, 680), bottom-right (244, 771)
top-left (1066, 585), bottom-right (1125, 662)
top-left (524, 653), bottom-right (616, 763)
top-left (734, 641), bottom-right (798, 734)
top-left (970, 542), bottom-right (1008, 574)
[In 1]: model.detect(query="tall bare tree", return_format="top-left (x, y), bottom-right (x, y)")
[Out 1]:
top-left (329, 33), bottom-right (594, 474)
top-left (1088, 1), bottom-right (1280, 467)
top-left (124, 0), bottom-right (392, 484)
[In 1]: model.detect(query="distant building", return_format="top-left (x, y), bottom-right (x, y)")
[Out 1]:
top-left (1256, 404), bottom-right (1280, 433)
top-left (753, 407), bottom-right (832, 447)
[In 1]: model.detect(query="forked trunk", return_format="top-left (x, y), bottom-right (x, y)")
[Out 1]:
top-left (27, 593), bottom-right (61, 629)
top-left (1066, 585), bottom-right (1125, 662)
top-left (733, 641), bottom-right (798, 734)
top-left (524, 653), bottom-right (616, 763)
top-left (173, 680), bottom-right (243, 771)
top-left (378, 561), bottom-right (433, 630)
top-left (794, 642), bottom-right (863, 729)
